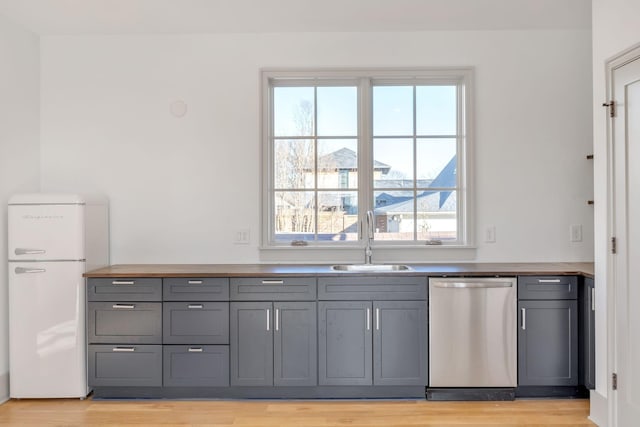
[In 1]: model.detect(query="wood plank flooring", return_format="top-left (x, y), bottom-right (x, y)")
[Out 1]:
top-left (0, 398), bottom-right (595, 426)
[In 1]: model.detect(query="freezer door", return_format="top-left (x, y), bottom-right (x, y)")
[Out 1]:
top-left (8, 204), bottom-right (84, 261)
top-left (9, 261), bottom-right (88, 398)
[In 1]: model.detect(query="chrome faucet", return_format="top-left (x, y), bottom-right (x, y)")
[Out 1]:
top-left (365, 210), bottom-right (374, 264)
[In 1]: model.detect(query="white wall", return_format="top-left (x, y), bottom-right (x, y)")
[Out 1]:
top-left (40, 29), bottom-right (593, 265)
top-left (591, 1), bottom-right (640, 426)
top-left (0, 13), bottom-right (40, 402)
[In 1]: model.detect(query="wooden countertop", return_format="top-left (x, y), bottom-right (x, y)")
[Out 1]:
top-left (84, 262), bottom-right (594, 278)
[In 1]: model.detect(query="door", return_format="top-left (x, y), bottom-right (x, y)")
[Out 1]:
top-left (318, 301), bottom-right (372, 385)
top-left (9, 261), bottom-right (88, 397)
top-left (230, 302), bottom-right (273, 386)
top-left (8, 203), bottom-right (85, 261)
top-left (518, 300), bottom-right (578, 386)
top-left (273, 301), bottom-right (317, 386)
top-left (611, 51), bottom-right (640, 425)
top-left (373, 301), bottom-right (427, 386)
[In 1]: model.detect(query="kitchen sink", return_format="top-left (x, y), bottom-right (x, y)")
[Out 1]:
top-left (331, 264), bottom-right (412, 272)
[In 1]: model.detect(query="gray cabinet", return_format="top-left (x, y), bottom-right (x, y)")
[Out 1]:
top-left (88, 344), bottom-right (162, 387)
top-left (163, 302), bottom-right (229, 344)
top-left (273, 301), bottom-right (317, 386)
top-left (230, 302), bottom-right (273, 386)
top-left (319, 301), bottom-right (372, 386)
top-left (580, 277), bottom-right (596, 389)
top-left (163, 345), bottom-right (229, 387)
top-left (374, 301), bottom-right (427, 386)
top-left (230, 301), bottom-right (317, 386)
top-left (318, 300), bottom-right (427, 386)
top-left (518, 276), bottom-right (579, 387)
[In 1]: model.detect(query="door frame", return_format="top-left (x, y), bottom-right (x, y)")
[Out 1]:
top-left (605, 42), bottom-right (640, 427)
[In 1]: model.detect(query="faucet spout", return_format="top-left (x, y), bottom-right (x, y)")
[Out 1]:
top-left (365, 210), bottom-right (374, 264)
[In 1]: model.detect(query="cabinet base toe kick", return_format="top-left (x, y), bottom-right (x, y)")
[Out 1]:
top-left (426, 388), bottom-right (516, 401)
top-left (91, 386), bottom-right (427, 400)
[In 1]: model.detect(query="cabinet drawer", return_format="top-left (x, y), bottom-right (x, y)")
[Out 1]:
top-left (518, 276), bottom-right (578, 300)
top-left (87, 278), bottom-right (162, 301)
top-left (88, 344), bottom-right (162, 387)
top-left (230, 277), bottom-right (316, 301)
top-left (163, 278), bottom-right (229, 301)
top-left (163, 345), bottom-right (229, 387)
top-left (318, 276), bottom-right (427, 300)
top-left (163, 302), bottom-right (229, 344)
top-left (88, 302), bottom-right (162, 344)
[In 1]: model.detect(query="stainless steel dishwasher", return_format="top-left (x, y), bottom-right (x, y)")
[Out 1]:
top-left (429, 277), bottom-right (517, 389)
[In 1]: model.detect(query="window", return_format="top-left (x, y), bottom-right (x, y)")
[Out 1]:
top-left (262, 69), bottom-right (473, 249)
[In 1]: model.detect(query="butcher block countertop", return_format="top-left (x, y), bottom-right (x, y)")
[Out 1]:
top-left (84, 262), bottom-right (594, 278)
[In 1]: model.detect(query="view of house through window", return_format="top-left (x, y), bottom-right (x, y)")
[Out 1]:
top-left (265, 70), bottom-right (470, 247)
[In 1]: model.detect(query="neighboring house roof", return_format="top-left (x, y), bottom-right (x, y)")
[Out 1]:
top-left (318, 147), bottom-right (391, 173)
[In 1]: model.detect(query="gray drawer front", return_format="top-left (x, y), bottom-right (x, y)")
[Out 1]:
top-left (518, 276), bottom-right (578, 300)
top-left (88, 278), bottom-right (162, 302)
top-left (163, 345), bottom-right (230, 387)
top-left (163, 302), bottom-right (229, 344)
top-left (88, 302), bottom-right (162, 344)
top-left (88, 344), bottom-right (162, 387)
top-left (163, 278), bottom-right (229, 301)
top-left (318, 277), bottom-right (427, 300)
top-left (230, 277), bottom-right (316, 301)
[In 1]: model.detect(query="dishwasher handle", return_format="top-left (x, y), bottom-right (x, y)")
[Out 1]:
top-left (431, 281), bottom-right (514, 289)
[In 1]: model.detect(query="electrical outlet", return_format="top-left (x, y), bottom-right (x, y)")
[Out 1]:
top-left (485, 226), bottom-right (496, 243)
top-left (570, 224), bottom-right (582, 242)
top-left (234, 229), bottom-right (250, 245)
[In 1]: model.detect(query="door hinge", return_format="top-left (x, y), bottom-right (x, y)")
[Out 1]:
top-left (603, 100), bottom-right (616, 118)
top-left (611, 236), bottom-right (617, 254)
top-left (612, 373), bottom-right (618, 390)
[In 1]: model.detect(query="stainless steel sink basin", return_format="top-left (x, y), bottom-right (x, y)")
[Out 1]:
top-left (331, 264), bottom-right (413, 272)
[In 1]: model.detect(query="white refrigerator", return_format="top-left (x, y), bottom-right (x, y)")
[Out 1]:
top-left (8, 193), bottom-right (109, 398)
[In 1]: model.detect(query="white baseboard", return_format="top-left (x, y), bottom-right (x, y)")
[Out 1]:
top-left (0, 371), bottom-right (8, 404)
top-left (590, 390), bottom-right (608, 427)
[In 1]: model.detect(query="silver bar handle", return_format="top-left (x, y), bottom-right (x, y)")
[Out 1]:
top-left (262, 280), bottom-right (284, 285)
top-left (14, 248), bottom-right (46, 256)
top-left (433, 282), bottom-right (513, 288)
top-left (112, 280), bottom-right (135, 285)
top-left (113, 304), bottom-right (135, 309)
top-left (376, 308), bottom-right (380, 330)
top-left (188, 347), bottom-right (203, 353)
top-left (188, 304), bottom-right (204, 309)
top-left (521, 308), bottom-right (526, 330)
top-left (538, 279), bottom-right (561, 283)
top-left (188, 280), bottom-right (203, 284)
top-left (14, 267), bottom-right (46, 274)
top-left (267, 309), bottom-right (270, 331)
top-left (275, 309), bottom-right (279, 331)
top-left (112, 347), bottom-right (135, 352)
top-left (591, 288), bottom-right (596, 311)
top-left (366, 308), bottom-right (370, 331)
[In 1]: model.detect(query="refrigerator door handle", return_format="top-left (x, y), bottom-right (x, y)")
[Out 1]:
top-left (14, 267), bottom-right (46, 274)
top-left (14, 248), bottom-right (46, 256)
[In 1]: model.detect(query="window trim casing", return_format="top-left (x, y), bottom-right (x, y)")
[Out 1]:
top-left (260, 67), bottom-right (475, 252)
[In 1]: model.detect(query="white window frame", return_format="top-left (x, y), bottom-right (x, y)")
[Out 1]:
top-left (260, 68), bottom-right (475, 259)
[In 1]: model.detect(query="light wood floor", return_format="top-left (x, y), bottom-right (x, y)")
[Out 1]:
top-left (0, 398), bottom-right (595, 426)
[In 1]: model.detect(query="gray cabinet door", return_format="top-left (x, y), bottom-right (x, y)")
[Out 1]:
top-left (518, 300), bottom-right (578, 386)
top-left (163, 345), bottom-right (229, 387)
top-left (580, 277), bottom-right (596, 389)
top-left (273, 302), bottom-right (317, 386)
top-left (318, 301), bottom-right (372, 386)
top-left (88, 344), bottom-right (162, 387)
top-left (230, 302), bottom-right (273, 386)
top-left (88, 302), bottom-right (162, 344)
top-left (163, 302), bottom-right (229, 344)
top-left (373, 301), bottom-right (427, 386)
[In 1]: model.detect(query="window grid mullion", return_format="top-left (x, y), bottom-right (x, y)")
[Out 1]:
top-left (412, 85), bottom-right (418, 241)
top-left (313, 86), bottom-right (319, 242)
